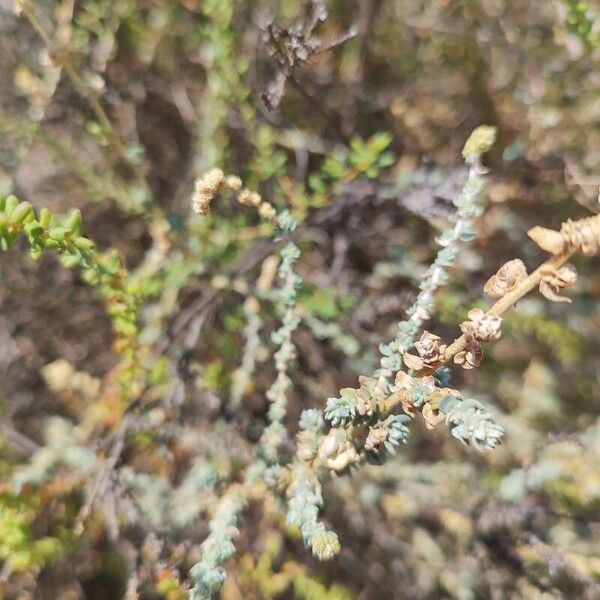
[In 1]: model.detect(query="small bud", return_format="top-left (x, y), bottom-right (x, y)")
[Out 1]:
top-left (61, 254), bottom-right (80, 269)
top-left (311, 530), bottom-right (340, 561)
top-left (462, 125), bottom-right (497, 163)
top-left (454, 341), bottom-right (483, 370)
top-left (4, 195), bottom-right (19, 216)
top-left (39, 208), bottom-right (52, 228)
top-left (66, 209), bottom-right (82, 234)
top-left (74, 236), bottom-right (95, 251)
top-left (49, 227), bottom-right (69, 242)
top-left (528, 226), bottom-right (565, 255)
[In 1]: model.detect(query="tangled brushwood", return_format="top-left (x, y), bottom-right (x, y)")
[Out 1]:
top-left (2, 1), bottom-right (600, 599)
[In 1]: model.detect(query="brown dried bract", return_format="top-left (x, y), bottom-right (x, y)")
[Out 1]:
top-left (528, 214), bottom-right (600, 257)
top-left (460, 308), bottom-right (502, 342)
top-left (364, 427), bottom-right (389, 452)
top-left (392, 371), bottom-right (424, 417)
top-left (403, 331), bottom-right (447, 372)
top-left (539, 264), bottom-right (578, 303)
top-left (483, 259), bottom-right (527, 298)
top-left (421, 402), bottom-right (445, 430)
top-left (454, 341), bottom-right (483, 370)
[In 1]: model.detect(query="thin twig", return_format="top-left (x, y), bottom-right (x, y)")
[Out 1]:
top-left (19, 2), bottom-right (133, 169)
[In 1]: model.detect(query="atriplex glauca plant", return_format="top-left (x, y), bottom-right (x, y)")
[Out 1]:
top-left (1, 109), bottom-right (599, 597)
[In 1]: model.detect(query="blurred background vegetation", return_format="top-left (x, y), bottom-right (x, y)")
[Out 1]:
top-left (0, 0), bottom-right (599, 598)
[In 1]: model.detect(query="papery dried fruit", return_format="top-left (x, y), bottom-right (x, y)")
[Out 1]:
top-left (460, 308), bottom-right (502, 342)
top-left (318, 429), bottom-right (360, 472)
top-left (539, 264), bottom-right (578, 303)
top-left (364, 427), bottom-right (389, 452)
top-left (454, 342), bottom-right (483, 370)
top-left (528, 214), bottom-right (600, 257)
top-left (422, 402), bottom-right (445, 430)
top-left (483, 259), bottom-right (527, 298)
top-left (403, 331), bottom-right (447, 371)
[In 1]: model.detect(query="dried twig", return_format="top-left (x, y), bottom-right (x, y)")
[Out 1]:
top-left (261, 2), bottom-right (357, 110)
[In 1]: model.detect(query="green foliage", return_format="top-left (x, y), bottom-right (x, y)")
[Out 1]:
top-left (0, 195), bottom-right (143, 391)
top-left (0, 495), bottom-right (65, 572)
top-left (564, 0), bottom-right (600, 49)
top-left (348, 132), bottom-right (395, 178)
top-left (308, 132), bottom-right (395, 197)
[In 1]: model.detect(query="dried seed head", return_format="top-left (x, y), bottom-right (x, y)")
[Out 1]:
top-left (454, 341), bottom-right (483, 370)
top-left (192, 168), bottom-right (225, 215)
top-left (460, 308), bottom-right (502, 342)
top-left (225, 175), bottom-right (243, 192)
top-left (238, 189), bottom-right (262, 208)
top-left (403, 331), bottom-right (447, 371)
top-left (539, 264), bottom-right (578, 303)
top-left (483, 259), bottom-right (527, 298)
top-left (258, 202), bottom-right (277, 222)
top-left (561, 215), bottom-right (600, 257)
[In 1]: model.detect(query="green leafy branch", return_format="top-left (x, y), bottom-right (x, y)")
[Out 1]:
top-left (0, 195), bottom-right (143, 396)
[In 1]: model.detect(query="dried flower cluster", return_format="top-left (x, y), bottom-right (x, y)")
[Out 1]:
top-left (192, 168), bottom-right (277, 223)
top-left (460, 309), bottom-right (502, 342)
top-left (484, 259), bottom-right (528, 298)
top-left (451, 308), bottom-right (503, 370)
top-left (403, 331), bottom-right (447, 371)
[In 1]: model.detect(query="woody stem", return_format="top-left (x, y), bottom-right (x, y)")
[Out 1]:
top-left (443, 249), bottom-right (575, 362)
